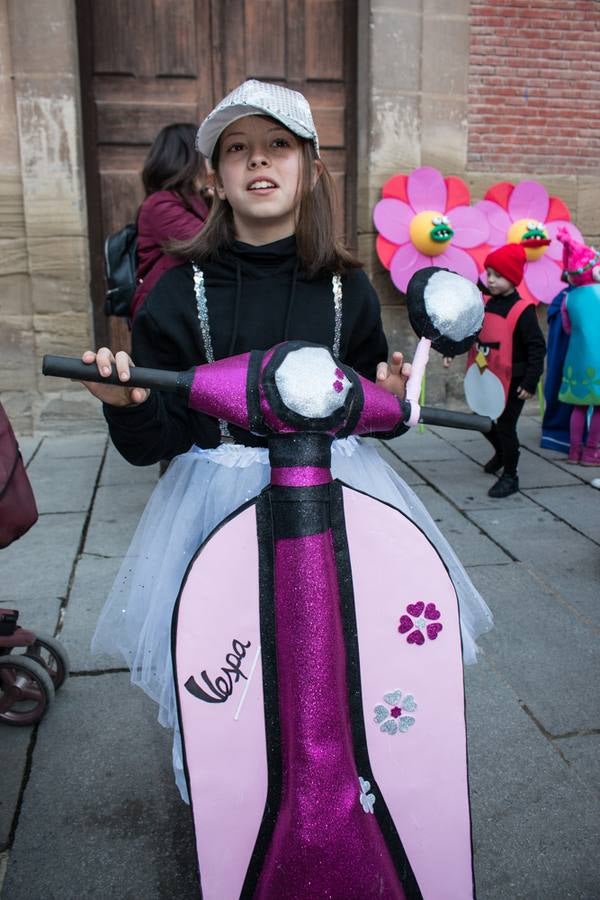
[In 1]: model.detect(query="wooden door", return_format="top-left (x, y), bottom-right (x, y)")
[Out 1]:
top-left (76, 0), bottom-right (357, 351)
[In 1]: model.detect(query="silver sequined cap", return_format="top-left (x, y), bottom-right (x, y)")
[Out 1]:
top-left (196, 79), bottom-right (320, 161)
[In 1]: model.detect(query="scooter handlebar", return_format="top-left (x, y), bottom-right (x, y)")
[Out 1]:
top-left (42, 355), bottom-right (492, 434)
top-left (42, 355), bottom-right (191, 396)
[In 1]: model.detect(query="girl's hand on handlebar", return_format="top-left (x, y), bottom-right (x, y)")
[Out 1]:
top-left (376, 351), bottom-right (412, 400)
top-left (81, 348), bottom-right (150, 406)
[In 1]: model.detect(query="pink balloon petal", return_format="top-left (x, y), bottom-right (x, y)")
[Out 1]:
top-left (545, 220), bottom-right (584, 260)
top-left (475, 200), bottom-right (511, 246)
top-left (507, 180), bottom-right (549, 224)
top-left (435, 246), bottom-right (479, 283)
top-left (390, 243), bottom-right (429, 292)
top-left (407, 166), bottom-right (447, 214)
top-left (448, 205), bottom-right (490, 248)
top-left (373, 198), bottom-right (413, 244)
top-left (523, 255), bottom-right (564, 304)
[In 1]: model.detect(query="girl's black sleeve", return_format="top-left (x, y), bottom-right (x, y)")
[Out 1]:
top-left (344, 270), bottom-right (389, 381)
top-left (102, 302), bottom-right (218, 465)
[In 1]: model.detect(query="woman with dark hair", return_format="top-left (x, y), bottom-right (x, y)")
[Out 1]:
top-left (131, 122), bottom-right (211, 318)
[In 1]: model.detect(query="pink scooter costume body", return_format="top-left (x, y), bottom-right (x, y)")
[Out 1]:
top-left (43, 266), bottom-right (488, 899)
top-left (173, 342), bottom-right (473, 899)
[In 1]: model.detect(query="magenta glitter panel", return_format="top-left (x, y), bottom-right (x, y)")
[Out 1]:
top-left (356, 375), bottom-right (404, 435)
top-left (270, 466), bottom-right (332, 487)
top-left (254, 529), bottom-right (406, 900)
top-left (189, 351), bottom-right (251, 429)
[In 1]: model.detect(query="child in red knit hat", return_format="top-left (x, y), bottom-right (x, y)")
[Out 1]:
top-left (461, 242), bottom-right (546, 497)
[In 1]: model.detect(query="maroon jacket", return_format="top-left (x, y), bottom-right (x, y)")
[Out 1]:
top-left (131, 190), bottom-right (209, 318)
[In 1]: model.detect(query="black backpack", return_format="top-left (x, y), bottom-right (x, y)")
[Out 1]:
top-left (104, 222), bottom-right (138, 317)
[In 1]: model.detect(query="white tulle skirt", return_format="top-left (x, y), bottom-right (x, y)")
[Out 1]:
top-left (92, 437), bottom-right (493, 798)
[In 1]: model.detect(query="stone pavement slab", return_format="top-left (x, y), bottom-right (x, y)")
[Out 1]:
top-left (0, 726), bottom-right (32, 852)
top-left (554, 734), bottom-right (600, 793)
top-left (1, 673), bottom-right (198, 900)
top-left (371, 441), bottom-right (425, 485)
top-left (468, 563), bottom-right (600, 735)
top-left (16, 436), bottom-right (42, 466)
top-left (404, 455), bottom-right (528, 510)
top-left (468, 504), bottom-right (600, 623)
top-left (523, 484), bottom-right (600, 544)
top-left (0, 512), bottom-right (86, 631)
top-left (386, 427), bottom-right (465, 462)
top-left (84, 481), bottom-right (156, 558)
top-left (411, 484), bottom-right (509, 566)
top-left (461, 442), bottom-right (582, 490)
top-left (99, 444), bottom-right (159, 488)
top-left (27, 450), bottom-right (103, 515)
top-left (465, 657), bottom-right (599, 900)
top-left (57, 553), bottom-right (126, 672)
top-left (34, 434), bottom-right (106, 460)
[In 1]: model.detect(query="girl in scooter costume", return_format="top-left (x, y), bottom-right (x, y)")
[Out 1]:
top-left (83, 80), bottom-right (492, 809)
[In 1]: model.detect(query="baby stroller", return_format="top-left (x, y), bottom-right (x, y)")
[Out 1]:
top-left (0, 610), bottom-right (69, 725)
top-left (0, 401), bottom-right (70, 725)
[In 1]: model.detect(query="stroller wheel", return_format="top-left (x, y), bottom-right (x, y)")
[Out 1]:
top-left (0, 655), bottom-right (55, 725)
top-left (23, 633), bottom-right (70, 690)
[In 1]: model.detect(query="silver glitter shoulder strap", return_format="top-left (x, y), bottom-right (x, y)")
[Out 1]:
top-left (332, 274), bottom-right (342, 359)
top-left (192, 264), bottom-right (343, 439)
top-left (192, 263), bottom-right (231, 441)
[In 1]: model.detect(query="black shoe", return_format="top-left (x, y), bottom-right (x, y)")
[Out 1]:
top-left (483, 453), bottom-right (503, 474)
top-left (488, 473), bottom-right (519, 498)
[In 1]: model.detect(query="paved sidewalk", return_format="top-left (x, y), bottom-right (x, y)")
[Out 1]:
top-left (1, 415), bottom-right (599, 899)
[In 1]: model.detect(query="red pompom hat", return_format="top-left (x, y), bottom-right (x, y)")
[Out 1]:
top-left (484, 243), bottom-right (527, 287)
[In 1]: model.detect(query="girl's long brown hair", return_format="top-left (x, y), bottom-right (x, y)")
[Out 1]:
top-left (171, 133), bottom-right (361, 278)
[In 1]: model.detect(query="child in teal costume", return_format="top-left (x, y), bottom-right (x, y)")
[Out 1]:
top-left (557, 228), bottom-right (600, 465)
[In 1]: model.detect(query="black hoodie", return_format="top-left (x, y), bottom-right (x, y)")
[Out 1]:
top-left (104, 236), bottom-right (389, 464)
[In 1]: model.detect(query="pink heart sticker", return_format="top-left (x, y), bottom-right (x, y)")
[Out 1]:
top-left (427, 623), bottom-right (443, 640)
top-left (406, 602), bottom-right (424, 617)
top-left (424, 603), bottom-right (440, 620)
top-left (398, 615), bottom-right (413, 634)
top-left (407, 630), bottom-right (425, 645)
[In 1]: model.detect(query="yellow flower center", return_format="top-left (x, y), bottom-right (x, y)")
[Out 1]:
top-left (507, 218), bottom-right (549, 261)
top-left (409, 210), bottom-right (454, 256)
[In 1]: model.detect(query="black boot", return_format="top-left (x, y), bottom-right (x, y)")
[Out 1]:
top-left (483, 453), bottom-right (503, 474)
top-left (488, 473), bottom-right (519, 498)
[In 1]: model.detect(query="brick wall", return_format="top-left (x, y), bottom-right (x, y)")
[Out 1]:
top-left (468, 0), bottom-right (600, 173)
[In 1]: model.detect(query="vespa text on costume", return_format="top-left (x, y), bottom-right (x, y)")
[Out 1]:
top-left (184, 639), bottom-right (252, 704)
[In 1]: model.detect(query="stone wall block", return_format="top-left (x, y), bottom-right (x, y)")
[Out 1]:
top-left (36, 389), bottom-right (106, 435)
top-left (576, 178), bottom-right (600, 245)
top-left (7, 0), bottom-right (77, 75)
top-left (0, 314), bottom-right (36, 390)
top-left (29, 236), bottom-right (90, 314)
top-left (0, 390), bottom-right (33, 434)
top-left (0, 272), bottom-right (31, 316)
top-left (0, 174), bottom-right (26, 239)
top-left (0, 1), bottom-right (20, 170)
top-left (371, 6), bottom-right (422, 94)
top-left (14, 76), bottom-right (88, 239)
top-left (421, 8), bottom-right (469, 99)
top-left (369, 95), bottom-right (422, 181)
top-left (33, 311), bottom-right (92, 379)
top-left (0, 236), bottom-right (27, 276)
top-left (420, 95), bottom-right (468, 172)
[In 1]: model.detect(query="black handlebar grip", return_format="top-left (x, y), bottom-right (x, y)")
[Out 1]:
top-left (419, 405), bottom-right (491, 433)
top-left (42, 356), bottom-right (193, 397)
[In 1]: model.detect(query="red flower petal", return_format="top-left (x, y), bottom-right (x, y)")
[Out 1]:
top-left (546, 196), bottom-right (571, 223)
top-left (382, 173), bottom-right (409, 202)
top-left (484, 181), bottom-right (514, 210)
top-left (376, 234), bottom-right (397, 270)
top-left (445, 175), bottom-right (471, 210)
